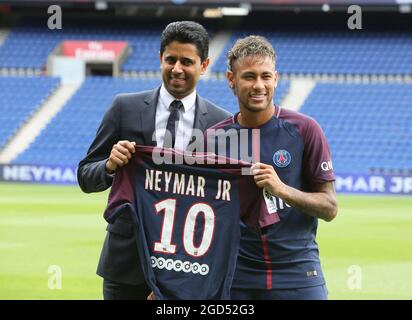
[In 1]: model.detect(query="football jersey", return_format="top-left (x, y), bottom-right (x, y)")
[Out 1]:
top-left (206, 106), bottom-right (336, 290)
top-left (103, 145), bottom-right (278, 299)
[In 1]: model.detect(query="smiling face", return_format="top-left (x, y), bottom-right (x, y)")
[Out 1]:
top-left (227, 55), bottom-right (278, 114)
top-left (160, 41), bottom-right (210, 99)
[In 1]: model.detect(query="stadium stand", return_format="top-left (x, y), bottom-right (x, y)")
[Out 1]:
top-left (0, 19), bottom-right (217, 72)
top-left (212, 30), bottom-right (412, 76)
top-left (0, 20), bottom-right (162, 71)
top-left (0, 13), bottom-right (411, 176)
top-left (14, 77), bottom-right (290, 165)
top-left (0, 76), bottom-right (59, 150)
top-left (301, 83), bottom-right (412, 174)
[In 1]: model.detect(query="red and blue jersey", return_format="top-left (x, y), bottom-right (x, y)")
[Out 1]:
top-left (103, 145), bottom-right (277, 299)
top-left (206, 106), bottom-right (335, 290)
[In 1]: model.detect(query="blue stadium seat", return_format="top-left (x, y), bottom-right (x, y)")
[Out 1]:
top-left (300, 83), bottom-right (412, 174)
top-left (14, 76), bottom-right (290, 166)
top-left (212, 29), bottom-right (412, 75)
top-left (0, 76), bottom-right (60, 150)
top-left (0, 19), bottom-right (216, 72)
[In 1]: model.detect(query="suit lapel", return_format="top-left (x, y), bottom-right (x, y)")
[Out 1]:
top-left (193, 95), bottom-right (208, 132)
top-left (140, 87), bottom-right (160, 146)
top-left (140, 90), bottom-right (208, 147)
top-left (190, 95), bottom-right (208, 145)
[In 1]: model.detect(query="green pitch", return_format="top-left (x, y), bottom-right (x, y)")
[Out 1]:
top-left (0, 182), bottom-right (411, 300)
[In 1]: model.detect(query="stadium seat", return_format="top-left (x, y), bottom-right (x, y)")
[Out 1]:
top-left (0, 76), bottom-right (59, 150)
top-left (14, 76), bottom-right (289, 166)
top-left (300, 83), bottom-right (412, 174)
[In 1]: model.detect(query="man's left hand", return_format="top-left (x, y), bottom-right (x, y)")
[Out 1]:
top-left (251, 162), bottom-right (286, 198)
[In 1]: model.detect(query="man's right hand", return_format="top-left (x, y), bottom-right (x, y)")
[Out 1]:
top-left (105, 140), bottom-right (136, 173)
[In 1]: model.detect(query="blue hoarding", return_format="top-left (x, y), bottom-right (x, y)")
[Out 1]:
top-left (335, 173), bottom-right (412, 195)
top-left (1, 164), bottom-right (411, 195)
top-left (0, 164), bottom-right (77, 185)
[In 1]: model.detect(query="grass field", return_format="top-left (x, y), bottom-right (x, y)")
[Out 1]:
top-left (0, 182), bottom-right (411, 300)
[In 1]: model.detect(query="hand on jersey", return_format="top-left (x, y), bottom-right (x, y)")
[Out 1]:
top-left (251, 162), bottom-right (286, 198)
top-left (106, 140), bottom-right (136, 173)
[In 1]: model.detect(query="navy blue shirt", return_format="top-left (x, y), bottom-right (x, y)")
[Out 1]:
top-left (206, 106), bottom-right (335, 289)
top-left (103, 146), bottom-right (275, 299)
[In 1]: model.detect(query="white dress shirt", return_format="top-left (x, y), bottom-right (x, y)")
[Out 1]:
top-left (155, 84), bottom-right (197, 151)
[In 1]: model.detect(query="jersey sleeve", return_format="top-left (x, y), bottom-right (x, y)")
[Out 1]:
top-left (103, 161), bottom-right (136, 224)
top-left (302, 117), bottom-right (335, 188)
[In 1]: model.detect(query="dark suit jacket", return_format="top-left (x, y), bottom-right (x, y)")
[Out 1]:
top-left (77, 87), bottom-right (231, 285)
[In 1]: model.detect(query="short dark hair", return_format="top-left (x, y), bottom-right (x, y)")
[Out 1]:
top-left (160, 21), bottom-right (209, 62)
top-left (227, 35), bottom-right (277, 72)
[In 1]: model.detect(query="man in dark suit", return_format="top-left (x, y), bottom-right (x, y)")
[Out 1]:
top-left (77, 21), bottom-right (231, 300)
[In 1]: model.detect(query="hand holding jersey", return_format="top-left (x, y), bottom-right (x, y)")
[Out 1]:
top-left (105, 140), bottom-right (137, 173)
top-left (251, 162), bottom-right (286, 198)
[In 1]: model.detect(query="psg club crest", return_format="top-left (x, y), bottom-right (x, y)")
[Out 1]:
top-left (273, 149), bottom-right (291, 168)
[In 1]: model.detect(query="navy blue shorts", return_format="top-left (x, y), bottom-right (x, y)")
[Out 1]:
top-left (231, 284), bottom-right (328, 300)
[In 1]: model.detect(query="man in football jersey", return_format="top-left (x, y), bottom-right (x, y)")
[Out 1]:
top-left (208, 35), bottom-right (338, 299)
top-left (77, 21), bottom-right (230, 300)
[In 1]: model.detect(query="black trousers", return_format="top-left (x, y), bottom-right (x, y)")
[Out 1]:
top-left (103, 279), bottom-right (151, 300)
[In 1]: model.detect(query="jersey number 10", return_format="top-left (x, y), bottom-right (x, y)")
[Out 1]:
top-left (153, 199), bottom-right (215, 258)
